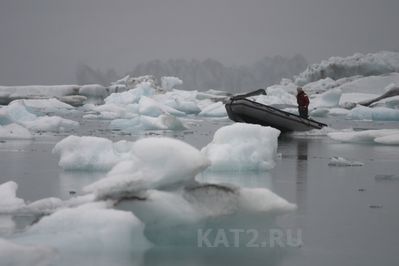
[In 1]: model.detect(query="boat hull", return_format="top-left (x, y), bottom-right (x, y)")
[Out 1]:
top-left (225, 98), bottom-right (327, 132)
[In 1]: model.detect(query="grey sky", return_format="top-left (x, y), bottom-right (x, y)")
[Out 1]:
top-left (0, 0), bottom-right (398, 85)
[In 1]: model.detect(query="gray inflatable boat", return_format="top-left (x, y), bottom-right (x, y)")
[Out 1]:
top-left (225, 97), bottom-right (327, 132)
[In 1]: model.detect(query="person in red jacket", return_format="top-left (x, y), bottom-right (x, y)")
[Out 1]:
top-left (296, 87), bottom-right (309, 118)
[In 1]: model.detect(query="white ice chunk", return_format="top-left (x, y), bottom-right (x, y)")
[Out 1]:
top-left (198, 101), bottom-right (227, 117)
top-left (328, 129), bottom-right (399, 145)
top-left (0, 123), bottom-right (33, 139)
top-left (310, 88), bottom-right (342, 108)
top-left (104, 81), bottom-right (156, 105)
top-left (0, 238), bottom-right (55, 266)
top-left (17, 98), bottom-right (74, 113)
top-left (347, 106), bottom-right (399, 121)
top-left (161, 76), bottom-right (183, 91)
top-left (328, 156), bottom-right (364, 166)
top-left (84, 137), bottom-right (210, 198)
top-left (0, 101), bottom-right (37, 124)
top-left (138, 96), bottom-right (184, 117)
top-left (201, 123), bottom-right (280, 171)
top-left (15, 202), bottom-right (151, 252)
top-left (110, 114), bottom-right (185, 131)
top-left (22, 116), bottom-right (79, 132)
top-left (374, 134), bottom-right (399, 145)
top-left (0, 181), bottom-right (25, 213)
top-left (52, 136), bottom-right (131, 171)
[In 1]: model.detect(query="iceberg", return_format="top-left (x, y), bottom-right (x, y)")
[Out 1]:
top-left (52, 136), bottom-right (130, 171)
top-left (0, 238), bottom-right (55, 266)
top-left (328, 129), bottom-right (399, 145)
top-left (84, 137), bottom-right (210, 199)
top-left (201, 123), bottom-right (280, 171)
top-left (347, 106), bottom-right (399, 121)
top-left (310, 88), bottom-right (342, 108)
top-left (138, 96), bottom-right (185, 117)
top-left (0, 181), bottom-right (25, 213)
top-left (161, 76), bottom-right (183, 91)
top-left (14, 202), bottom-right (151, 252)
top-left (0, 123), bottom-right (33, 140)
top-left (0, 101), bottom-right (78, 132)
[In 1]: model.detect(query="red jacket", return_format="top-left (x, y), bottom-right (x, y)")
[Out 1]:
top-left (297, 91), bottom-right (309, 107)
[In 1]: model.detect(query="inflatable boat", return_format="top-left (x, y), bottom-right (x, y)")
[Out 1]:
top-left (225, 97), bottom-right (327, 132)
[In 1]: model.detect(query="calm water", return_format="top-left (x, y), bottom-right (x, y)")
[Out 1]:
top-left (1, 115), bottom-right (399, 266)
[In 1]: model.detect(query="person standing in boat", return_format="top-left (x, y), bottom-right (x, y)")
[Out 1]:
top-left (296, 87), bottom-right (309, 118)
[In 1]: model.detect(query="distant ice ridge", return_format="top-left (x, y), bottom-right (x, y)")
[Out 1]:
top-left (328, 129), bottom-right (399, 145)
top-left (201, 123), bottom-right (280, 171)
top-left (295, 51), bottom-right (399, 85)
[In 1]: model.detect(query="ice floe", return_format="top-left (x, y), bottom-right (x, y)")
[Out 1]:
top-left (0, 123), bottom-right (33, 140)
top-left (0, 238), bottom-right (55, 266)
top-left (83, 137), bottom-right (210, 199)
top-left (328, 129), bottom-right (399, 145)
top-left (328, 156), bottom-right (364, 167)
top-left (201, 123), bottom-right (280, 171)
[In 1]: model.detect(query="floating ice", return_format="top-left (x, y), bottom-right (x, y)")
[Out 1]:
top-left (84, 137), bottom-right (210, 199)
top-left (201, 123), bottom-right (280, 171)
top-left (0, 123), bottom-right (33, 139)
top-left (198, 101), bottom-right (227, 117)
top-left (110, 114), bottom-right (185, 131)
top-left (0, 238), bottom-right (55, 266)
top-left (0, 101), bottom-right (78, 132)
top-left (14, 202), bottom-right (151, 252)
top-left (328, 156), bottom-right (364, 167)
top-left (310, 88), bottom-right (342, 108)
top-left (347, 106), bottom-right (399, 121)
top-left (138, 96), bottom-right (184, 117)
top-left (52, 136), bottom-right (131, 171)
top-left (23, 116), bottom-right (79, 132)
top-left (374, 134), bottom-right (399, 145)
top-left (104, 81), bottom-right (156, 105)
top-left (0, 181), bottom-right (25, 213)
top-left (16, 98), bottom-right (75, 114)
top-left (328, 129), bottom-right (399, 145)
top-left (161, 76), bottom-right (183, 91)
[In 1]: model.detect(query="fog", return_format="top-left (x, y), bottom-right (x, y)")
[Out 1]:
top-left (0, 0), bottom-right (398, 85)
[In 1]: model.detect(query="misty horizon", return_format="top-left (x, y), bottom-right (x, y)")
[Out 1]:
top-left (1, 0), bottom-right (399, 86)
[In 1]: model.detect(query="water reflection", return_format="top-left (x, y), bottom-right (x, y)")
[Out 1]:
top-left (295, 139), bottom-right (309, 211)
